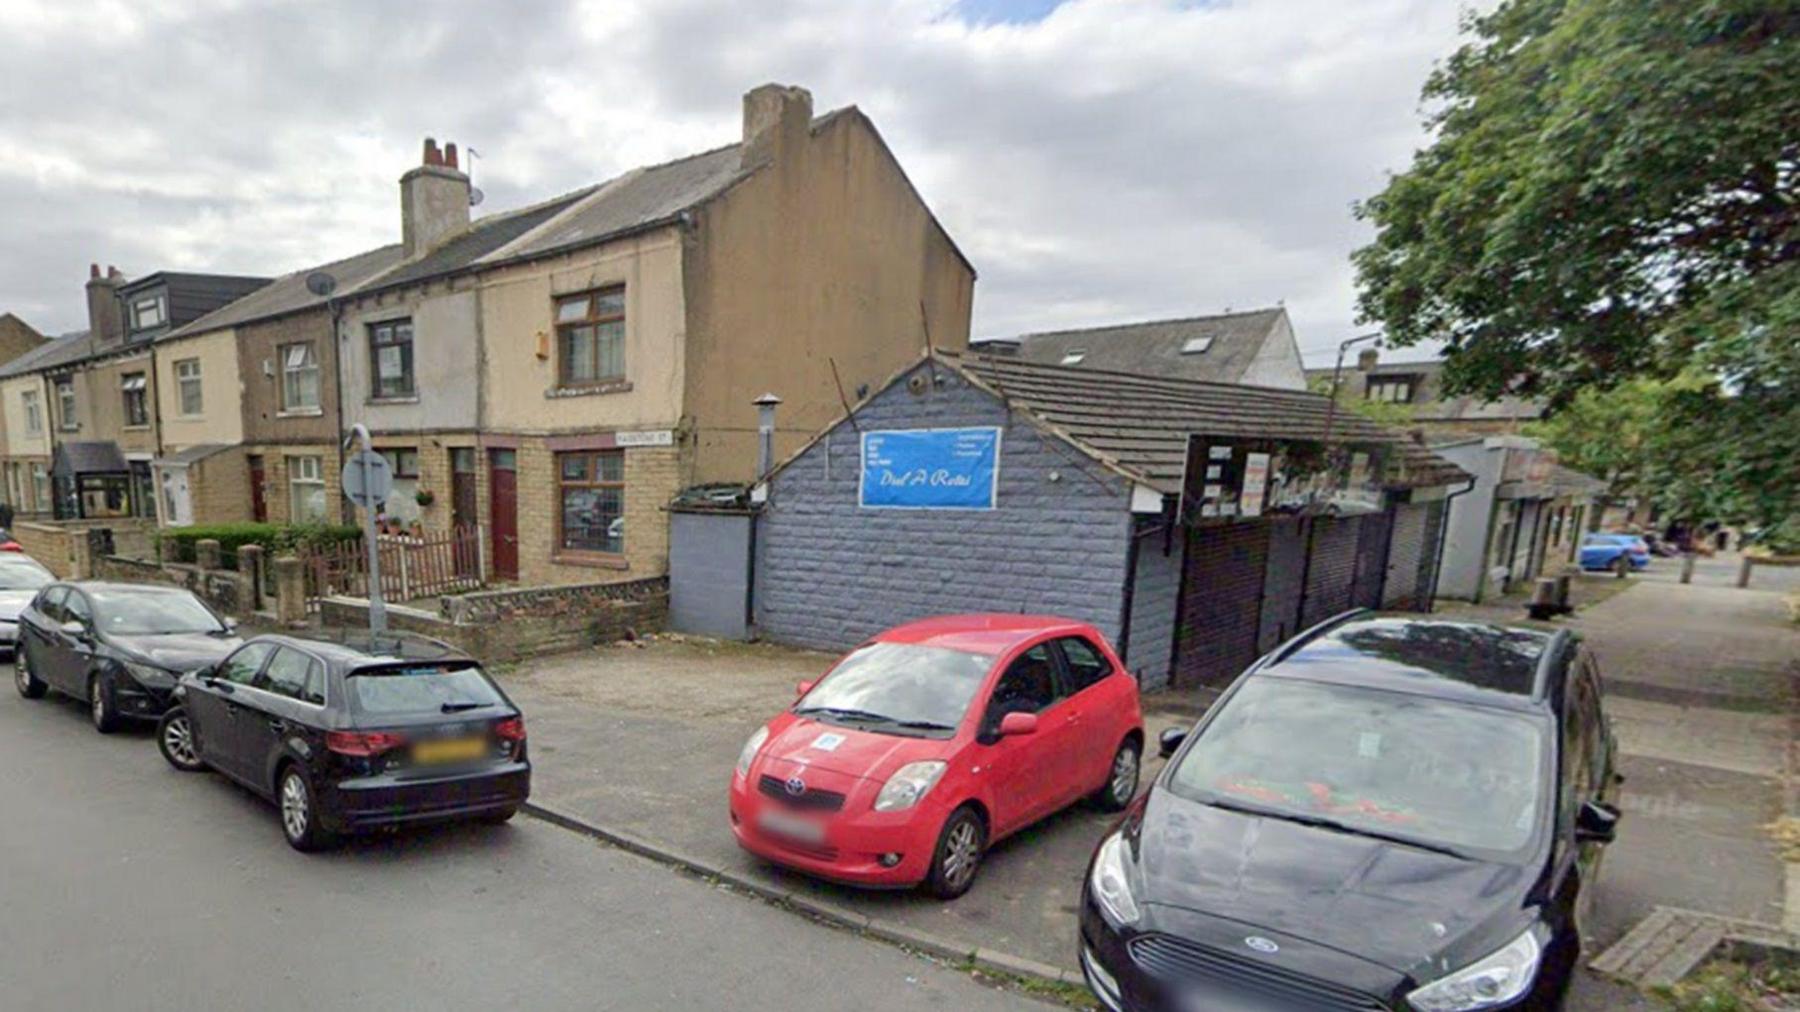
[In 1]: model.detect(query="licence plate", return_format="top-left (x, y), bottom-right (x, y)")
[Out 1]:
top-left (412, 738), bottom-right (488, 764)
top-left (756, 809), bottom-right (826, 844)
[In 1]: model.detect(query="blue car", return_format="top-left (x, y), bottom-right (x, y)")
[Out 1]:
top-left (1580, 533), bottom-right (1650, 573)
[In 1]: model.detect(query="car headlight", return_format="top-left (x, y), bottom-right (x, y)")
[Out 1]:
top-left (873, 761), bottom-right (947, 812)
top-left (1406, 926), bottom-right (1543, 1011)
top-left (122, 661), bottom-right (177, 689)
top-left (1089, 831), bottom-right (1141, 927)
top-left (735, 726), bottom-right (770, 779)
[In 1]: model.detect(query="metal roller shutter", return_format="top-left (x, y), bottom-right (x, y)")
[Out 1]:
top-left (1257, 518), bottom-right (1307, 653)
top-left (1351, 511), bottom-right (1393, 610)
top-left (1383, 503), bottom-right (1428, 610)
top-left (1172, 522), bottom-right (1270, 691)
top-left (1301, 516), bottom-right (1361, 627)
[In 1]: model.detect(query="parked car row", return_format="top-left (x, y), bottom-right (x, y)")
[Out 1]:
top-left (11, 577), bottom-right (531, 852)
top-left (729, 611), bottom-right (1622, 1012)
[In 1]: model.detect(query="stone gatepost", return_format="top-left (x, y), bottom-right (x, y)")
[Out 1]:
top-left (274, 556), bottom-right (306, 627)
top-left (195, 538), bottom-right (223, 571)
top-left (68, 531), bottom-right (94, 580)
top-left (239, 544), bottom-right (265, 610)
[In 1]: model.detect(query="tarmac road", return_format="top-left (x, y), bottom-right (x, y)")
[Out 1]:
top-left (0, 685), bottom-right (1043, 1012)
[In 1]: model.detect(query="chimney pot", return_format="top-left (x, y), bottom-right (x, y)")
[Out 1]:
top-left (1357, 348), bottom-right (1380, 372)
top-left (424, 138), bottom-right (443, 166)
top-left (107, 266), bottom-right (123, 280)
top-left (444, 142), bottom-right (458, 169)
top-left (89, 263), bottom-right (100, 279)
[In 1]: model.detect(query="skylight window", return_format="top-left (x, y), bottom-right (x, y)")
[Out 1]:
top-left (1181, 336), bottom-right (1214, 354)
top-left (1060, 349), bottom-right (1088, 366)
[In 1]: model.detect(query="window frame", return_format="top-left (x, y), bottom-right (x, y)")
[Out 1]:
top-left (1054, 635), bottom-right (1115, 694)
top-left (219, 642), bottom-right (277, 687)
top-left (120, 372), bottom-right (149, 427)
top-left (981, 640), bottom-right (1067, 737)
top-left (22, 389), bottom-right (42, 436)
top-left (1364, 376), bottom-right (1417, 404)
top-left (131, 294), bottom-right (167, 332)
top-left (53, 377), bottom-right (77, 431)
top-left (367, 318), bottom-right (416, 400)
top-left (278, 341), bottom-right (322, 413)
top-left (286, 454), bottom-right (326, 523)
top-left (554, 449), bottom-right (625, 558)
top-left (174, 357), bottom-right (203, 417)
top-left (554, 287), bottom-right (626, 389)
top-left (256, 645), bottom-right (328, 706)
top-left (381, 447), bottom-right (421, 479)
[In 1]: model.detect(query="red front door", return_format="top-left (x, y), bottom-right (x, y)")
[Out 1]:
top-left (247, 456), bottom-right (267, 523)
top-left (488, 449), bottom-right (518, 581)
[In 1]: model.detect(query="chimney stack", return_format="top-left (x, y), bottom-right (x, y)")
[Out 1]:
top-left (1357, 348), bottom-right (1379, 372)
top-left (400, 136), bottom-right (471, 259)
top-left (85, 262), bottom-right (126, 344)
top-left (741, 84), bottom-right (813, 170)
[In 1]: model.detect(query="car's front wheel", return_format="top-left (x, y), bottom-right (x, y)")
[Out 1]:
top-left (14, 648), bottom-right (45, 699)
top-left (157, 708), bottom-right (206, 772)
top-left (88, 673), bottom-right (121, 734)
top-left (1092, 739), bottom-right (1141, 812)
top-left (924, 805), bottom-right (987, 900)
top-left (278, 765), bottom-right (336, 853)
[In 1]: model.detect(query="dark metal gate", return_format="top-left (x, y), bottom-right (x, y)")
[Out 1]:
top-left (1171, 522), bottom-right (1269, 691)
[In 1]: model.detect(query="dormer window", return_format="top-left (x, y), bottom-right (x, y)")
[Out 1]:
top-left (1366, 376), bottom-right (1418, 404)
top-left (1060, 349), bottom-right (1087, 366)
top-left (1181, 336), bottom-right (1214, 355)
top-left (130, 295), bottom-right (166, 332)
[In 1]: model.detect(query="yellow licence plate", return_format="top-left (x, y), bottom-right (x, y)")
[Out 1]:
top-left (412, 738), bottom-right (488, 764)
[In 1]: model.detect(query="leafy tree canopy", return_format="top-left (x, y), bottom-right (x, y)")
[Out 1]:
top-left (1353, 0), bottom-right (1798, 404)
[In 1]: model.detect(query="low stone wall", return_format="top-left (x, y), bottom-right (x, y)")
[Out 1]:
top-left (91, 554), bottom-right (258, 618)
top-left (320, 577), bottom-right (669, 664)
top-left (12, 518), bottom-right (160, 579)
top-left (12, 522), bottom-right (77, 577)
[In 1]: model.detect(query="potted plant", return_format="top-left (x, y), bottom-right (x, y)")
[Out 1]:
top-left (415, 489), bottom-right (436, 508)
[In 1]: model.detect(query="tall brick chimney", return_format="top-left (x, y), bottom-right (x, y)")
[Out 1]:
top-left (85, 262), bottom-right (126, 344)
top-left (1357, 347), bottom-right (1380, 372)
top-left (740, 84), bottom-right (813, 170)
top-left (400, 137), bottom-right (471, 259)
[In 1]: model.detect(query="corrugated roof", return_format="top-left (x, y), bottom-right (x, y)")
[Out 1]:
top-left (946, 351), bottom-right (1468, 492)
top-left (994, 308), bottom-right (1290, 385)
top-left (167, 244), bottom-right (405, 338)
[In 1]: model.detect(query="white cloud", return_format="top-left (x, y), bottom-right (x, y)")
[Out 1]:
top-left (0, 0), bottom-right (1474, 354)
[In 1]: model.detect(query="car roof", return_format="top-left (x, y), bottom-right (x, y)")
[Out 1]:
top-left (248, 630), bottom-right (470, 672)
top-left (873, 613), bottom-right (1098, 655)
top-left (1261, 613), bottom-right (1563, 712)
top-left (65, 581), bottom-right (198, 596)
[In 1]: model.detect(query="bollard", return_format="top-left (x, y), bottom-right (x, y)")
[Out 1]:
top-left (1554, 572), bottom-right (1572, 610)
top-left (1735, 555), bottom-right (1753, 589)
top-left (195, 538), bottom-right (222, 571)
top-left (1527, 577), bottom-right (1561, 620)
top-left (274, 555), bottom-right (306, 627)
top-left (1680, 553), bottom-right (1696, 584)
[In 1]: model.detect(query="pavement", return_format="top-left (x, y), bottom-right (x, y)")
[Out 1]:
top-left (0, 681), bottom-right (1051, 1011)
top-left (497, 551), bottom-right (1797, 1010)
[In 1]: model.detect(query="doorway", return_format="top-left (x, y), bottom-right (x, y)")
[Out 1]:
top-left (488, 449), bottom-right (518, 581)
top-left (247, 455), bottom-right (268, 523)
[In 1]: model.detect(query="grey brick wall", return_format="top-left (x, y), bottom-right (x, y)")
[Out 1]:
top-left (754, 363), bottom-right (1134, 653)
top-left (1124, 518), bottom-right (1182, 690)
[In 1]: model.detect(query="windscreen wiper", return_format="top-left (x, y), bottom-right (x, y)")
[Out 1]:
top-left (793, 706), bottom-right (893, 723)
top-left (884, 719), bottom-right (956, 732)
top-left (1279, 811), bottom-right (1471, 860)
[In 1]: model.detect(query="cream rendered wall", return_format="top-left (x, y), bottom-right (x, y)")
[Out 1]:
top-left (1, 376), bottom-right (49, 456)
top-left (478, 228), bottom-right (687, 434)
top-left (340, 286), bottom-right (480, 434)
top-left (156, 328), bottom-right (244, 449)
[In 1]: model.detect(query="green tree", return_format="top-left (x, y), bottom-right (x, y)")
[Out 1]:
top-left (1353, 0), bottom-right (1798, 526)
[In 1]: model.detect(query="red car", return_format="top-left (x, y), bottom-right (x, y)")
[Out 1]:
top-left (729, 614), bottom-right (1144, 898)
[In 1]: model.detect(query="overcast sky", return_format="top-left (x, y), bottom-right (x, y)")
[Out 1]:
top-left (0, 0), bottom-right (1476, 362)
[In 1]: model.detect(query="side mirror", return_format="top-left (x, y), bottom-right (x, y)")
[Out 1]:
top-left (998, 712), bottom-right (1038, 737)
top-left (1158, 726), bottom-right (1188, 759)
top-left (1575, 801), bottom-right (1620, 844)
top-left (223, 617), bottom-right (239, 632)
top-left (795, 680), bottom-right (815, 699)
top-left (60, 619), bottom-right (90, 642)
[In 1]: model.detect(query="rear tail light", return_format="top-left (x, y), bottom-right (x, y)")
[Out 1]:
top-left (493, 717), bottom-right (526, 742)
top-left (326, 730), bottom-right (408, 757)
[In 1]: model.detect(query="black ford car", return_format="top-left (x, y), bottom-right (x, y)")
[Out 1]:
top-left (14, 582), bottom-right (243, 732)
top-left (157, 632), bottom-right (530, 851)
top-left (1081, 613), bottom-right (1620, 1012)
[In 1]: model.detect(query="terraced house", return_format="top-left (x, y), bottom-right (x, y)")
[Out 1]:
top-left (59, 82), bottom-right (973, 592)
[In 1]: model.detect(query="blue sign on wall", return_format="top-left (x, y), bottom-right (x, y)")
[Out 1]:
top-left (860, 427), bottom-right (1002, 510)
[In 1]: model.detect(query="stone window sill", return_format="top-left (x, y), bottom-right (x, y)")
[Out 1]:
top-left (547, 379), bottom-right (632, 400)
top-left (551, 552), bottom-right (629, 571)
top-left (367, 396), bottom-right (420, 406)
top-left (277, 408), bottom-right (324, 418)
top-left (123, 425), bottom-right (150, 432)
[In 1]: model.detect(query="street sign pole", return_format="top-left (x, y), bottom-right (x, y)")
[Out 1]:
top-left (345, 424), bottom-right (387, 634)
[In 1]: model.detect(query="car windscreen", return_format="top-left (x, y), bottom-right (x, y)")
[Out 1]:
top-left (0, 564), bottom-right (51, 591)
top-left (346, 663), bottom-right (507, 716)
top-left (91, 590), bottom-right (225, 635)
top-left (1167, 678), bottom-right (1547, 859)
top-left (795, 641), bottom-right (994, 734)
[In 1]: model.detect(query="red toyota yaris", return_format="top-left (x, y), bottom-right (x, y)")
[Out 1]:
top-left (729, 614), bottom-right (1144, 898)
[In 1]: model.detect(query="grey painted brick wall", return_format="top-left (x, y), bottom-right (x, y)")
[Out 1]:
top-left (1124, 518), bottom-right (1182, 690)
top-left (754, 363), bottom-right (1135, 653)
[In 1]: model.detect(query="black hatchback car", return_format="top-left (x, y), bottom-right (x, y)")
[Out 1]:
top-left (14, 582), bottom-right (243, 732)
top-left (1081, 612), bottom-right (1620, 1012)
top-left (157, 632), bottom-right (530, 851)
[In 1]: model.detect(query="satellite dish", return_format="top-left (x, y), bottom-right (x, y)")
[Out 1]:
top-left (305, 272), bottom-right (338, 297)
top-left (469, 187), bottom-right (485, 207)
